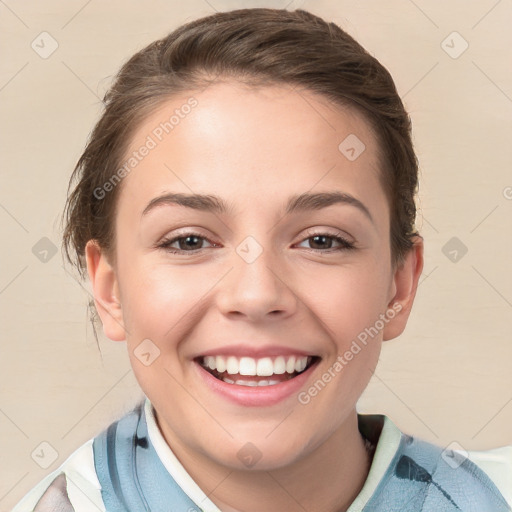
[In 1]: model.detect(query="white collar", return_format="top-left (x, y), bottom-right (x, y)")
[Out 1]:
top-left (144, 396), bottom-right (223, 511)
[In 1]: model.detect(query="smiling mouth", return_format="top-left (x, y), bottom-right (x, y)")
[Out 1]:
top-left (196, 355), bottom-right (319, 387)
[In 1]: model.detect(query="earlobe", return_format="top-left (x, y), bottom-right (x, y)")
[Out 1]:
top-left (382, 236), bottom-right (424, 341)
top-left (85, 240), bottom-right (126, 342)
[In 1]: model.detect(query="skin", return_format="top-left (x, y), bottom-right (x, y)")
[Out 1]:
top-left (86, 81), bottom-right (423, 512)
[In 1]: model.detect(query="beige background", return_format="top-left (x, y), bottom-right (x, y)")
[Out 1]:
top-left (1, 0), bottom-right (511, 509)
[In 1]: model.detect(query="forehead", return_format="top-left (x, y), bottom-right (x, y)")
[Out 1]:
top-left (116, 81), bottom-right (387, 222)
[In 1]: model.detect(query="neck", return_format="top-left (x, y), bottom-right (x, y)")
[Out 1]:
top-left (156, 408), bottom-right (372, 512)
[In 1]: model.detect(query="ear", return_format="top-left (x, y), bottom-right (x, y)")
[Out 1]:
top-left (85, 240), bottom-right (126, 342)
top-left (382, 236), bottom-right (424, 341)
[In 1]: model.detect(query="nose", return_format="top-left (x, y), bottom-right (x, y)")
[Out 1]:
top-left (215, 240), bottom-right (298, 322)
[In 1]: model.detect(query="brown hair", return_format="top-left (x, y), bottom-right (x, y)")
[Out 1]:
top-left (62, 8), bottom-right (419, 321)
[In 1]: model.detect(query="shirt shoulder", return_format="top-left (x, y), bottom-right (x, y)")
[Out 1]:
top-left (12, 438), bottom-right (105, 512)
top-left (464, 445), bottom-right (512, 508)
top-left (350, 414), bottom-right (512, 512)
top-left (389, 436), bottom-right (511, 511)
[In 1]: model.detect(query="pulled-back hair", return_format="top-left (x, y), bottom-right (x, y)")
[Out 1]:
top-left (62, 7), bottom-right (419, 283)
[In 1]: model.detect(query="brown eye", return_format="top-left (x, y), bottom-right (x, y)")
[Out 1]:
top-left (158, 232), bottom-right (215, 254)
top-left (308, 235), bottom-right (335, 250)
top-left (297, 232), bottom-right (355, 252)
top-left (176, 235), bottom-right (204, 251)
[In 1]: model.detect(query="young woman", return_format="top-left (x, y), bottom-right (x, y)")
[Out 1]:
top-left (13, 8), bottom-right (511, 512)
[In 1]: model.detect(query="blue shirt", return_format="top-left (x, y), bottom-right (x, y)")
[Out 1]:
top-left (13, 396), bottom-right (512, 511)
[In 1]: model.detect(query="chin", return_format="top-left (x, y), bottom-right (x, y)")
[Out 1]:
top-left (204, 430), bottom-right (318, 472)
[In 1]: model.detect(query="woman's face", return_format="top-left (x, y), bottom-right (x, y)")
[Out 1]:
top-left (87, 81), bottom-right (421, 470)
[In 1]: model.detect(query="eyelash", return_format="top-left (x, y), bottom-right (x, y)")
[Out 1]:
top-left (156, 229), bottom-right (356, 254)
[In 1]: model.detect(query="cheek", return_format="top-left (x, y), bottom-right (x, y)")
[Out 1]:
top-left (326, 265), bottom-right (389, 389)
top-left (118, 260), bottom-right (216, 342)
top-left (118, 262), bottom-right (210, 401)
top-left (304, 263), bottom-right (391, 341)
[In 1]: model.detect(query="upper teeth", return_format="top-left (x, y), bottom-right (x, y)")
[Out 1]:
top-left (201, 355), bottom-right (310, 376)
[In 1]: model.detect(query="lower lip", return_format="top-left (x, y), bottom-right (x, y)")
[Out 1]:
top-left (193, 359), bottom-right (319, 407)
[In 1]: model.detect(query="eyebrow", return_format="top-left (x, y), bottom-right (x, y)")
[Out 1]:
top-left (141, 191), bottom-right (373, 223)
